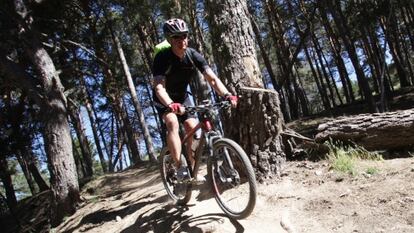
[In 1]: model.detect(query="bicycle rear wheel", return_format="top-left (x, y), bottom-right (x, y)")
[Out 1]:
top-left (159, 147), bottom-right (192, 205)
top-left (207, 138), bottom-right (257, 219)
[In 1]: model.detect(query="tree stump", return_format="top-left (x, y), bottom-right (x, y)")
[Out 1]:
top-left (225, 87), bottom-right (286, 178)
top-left (315, 109), bottom-right (414, 150)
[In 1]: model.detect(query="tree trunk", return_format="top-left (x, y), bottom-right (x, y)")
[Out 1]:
top-left (68, 104), bottom-right (94, 178)
top-left (108, 115), bottom-right (116, 172)
top-left (205, 0), bottom-right (286, 177)
top-left (179, 0), bottom-right (212, 104)
top-left (0, 158), bottom-right (17, 210)
top-left (2, 0), bottom-right (80, 226)
top-left (42, 89), bottom-right (79, 227)
top-left (318, 2), bottom-right (354, 104)
top-left (238, 87), bottom-right (286, 176)
top-left (380, 6), bottom-right (411, 87)
top-left (401, 4), bottom-right (414, 51)
top-left (111, 32), bottom-right (157, 164)
top-left (83, 86), bottom-right (108, 173)
top-left (17, 149), bottom-right (50, 194)
top-left (133, 20), bottom-right (165, 143)
top-left (185, 3), bottom-right (211, 103)
top-left (92, 31), bottom-right (142, 166)
top-left (316, 109), bottom-right (414, 150)
top-left (25, 151), bottom-right (49, 192)
top-left (117, 96), bottom-right (142, 164)
top-left (311, 33), bottom-right (337, 107)
top-left (360, 32), bottom-right (380, 93)
top-left (72, 139), bottom-right (87, 178)
top-left (327, 0), bottom-right (376, 112)
top-left (263, 0), bottom-right (294, 121)
top-left (248, 4), bottom-right (279, 90)
top-left (305, 46), bottom-right (332, 110)
top-left (16, 152), bottom-right (38, 195)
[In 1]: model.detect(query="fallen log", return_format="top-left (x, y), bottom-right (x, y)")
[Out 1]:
top-left (315, 109), bottom-right (414, 150)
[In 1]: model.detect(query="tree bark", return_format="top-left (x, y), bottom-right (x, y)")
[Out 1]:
top-left (315, 109), bottom-right (414, 150)
top-left (205, 0), bottom-right (286, 177)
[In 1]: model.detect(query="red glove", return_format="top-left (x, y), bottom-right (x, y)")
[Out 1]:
top-left (168, 103), bottom-right (182, 112)
top-left (224, 93), bottom-right (238, 107)
top-left (225, 93), bottom-right (238, 102)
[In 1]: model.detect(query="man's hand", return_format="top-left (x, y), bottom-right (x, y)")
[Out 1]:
top-left (168, 102), bottom-right (185, 115)
top-left (224, 93), bottom-right (238, 108)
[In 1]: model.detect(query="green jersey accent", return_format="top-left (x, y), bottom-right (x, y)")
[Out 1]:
top-left (154, 40), bottom-right (171, 57)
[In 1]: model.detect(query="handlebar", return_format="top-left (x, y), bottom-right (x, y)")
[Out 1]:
top-left (184, 100), bottom-right (231, 115)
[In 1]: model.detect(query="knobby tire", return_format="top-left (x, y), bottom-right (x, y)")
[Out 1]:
top-left (207, 138), bottom-right (257, 219)
top-left (159, 147), bottom-right (192, 205)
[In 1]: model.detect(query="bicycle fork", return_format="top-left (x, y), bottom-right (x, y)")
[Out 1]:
top-left (218, 148), bottom-right (240, 185)
top-left (206, 132), bottom-right (240, 186)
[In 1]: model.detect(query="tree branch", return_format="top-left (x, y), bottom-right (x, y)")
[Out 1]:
top-left (62, 39), bottom-right (109, 66)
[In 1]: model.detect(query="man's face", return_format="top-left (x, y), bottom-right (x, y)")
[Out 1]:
top-left (169, 34), bottom-right (188, 50)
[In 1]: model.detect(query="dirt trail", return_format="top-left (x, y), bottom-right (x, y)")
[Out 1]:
top-left (56, 157), bottom-right (414, 233)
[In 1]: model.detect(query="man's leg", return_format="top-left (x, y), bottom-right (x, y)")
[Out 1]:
top-left (163, 112), bottom-right (182, 168)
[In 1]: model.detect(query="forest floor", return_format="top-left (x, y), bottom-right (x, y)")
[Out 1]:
top-left (1, 87), bottom-right (414, 233)
top-left (50, 156), bottom-right (414, 233)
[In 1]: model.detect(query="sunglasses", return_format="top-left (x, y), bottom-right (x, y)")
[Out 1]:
top-left (171, 34), bottom-right (188, 40)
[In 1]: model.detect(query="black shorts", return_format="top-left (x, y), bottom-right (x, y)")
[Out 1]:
top-left (155, 97), bottom-right (197, 124)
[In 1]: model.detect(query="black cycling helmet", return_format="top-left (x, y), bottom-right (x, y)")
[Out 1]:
top-left (163, 18), bottom-right (188, 37)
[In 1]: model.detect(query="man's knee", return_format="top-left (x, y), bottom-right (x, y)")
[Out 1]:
top-left (184, 118), bottom-right (197, 130)
top-left (164, 114), bottom-right (179, 132)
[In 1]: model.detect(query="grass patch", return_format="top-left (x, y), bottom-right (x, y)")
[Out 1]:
top-left (365, 167), bottom-right (379, 175)
top-left (328, 149), bottom-right (357, 175)
top-left (325, 140), bottom-right (382, 175)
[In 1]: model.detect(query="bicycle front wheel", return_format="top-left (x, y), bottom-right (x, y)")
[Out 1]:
top-left (159, 147), bottom-right (192, 205)
top-left (207, 138), bottom-right (257, 219)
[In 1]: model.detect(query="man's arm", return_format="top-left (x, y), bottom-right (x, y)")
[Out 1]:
top-left (203, 68), bottom-right (238, 107)
top-left (203, 68), bottom-right (231, 97)
top-left (153, 76), bottom-right (185, 114)
top-left (153, 75), bottom-right (173, 107)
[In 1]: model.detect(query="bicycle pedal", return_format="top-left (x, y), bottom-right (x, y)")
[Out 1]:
top-left (176, 166), bottom-right (191, 181)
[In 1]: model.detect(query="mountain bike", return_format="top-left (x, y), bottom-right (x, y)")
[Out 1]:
top-left (159, 99), bottom-right (257, 219)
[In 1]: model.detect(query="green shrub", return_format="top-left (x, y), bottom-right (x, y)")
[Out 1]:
top-left (325, 139), bottom-right (382, 175)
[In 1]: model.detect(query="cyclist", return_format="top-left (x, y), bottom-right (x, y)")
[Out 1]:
top-left (152, 18), bottom-right (237, 180)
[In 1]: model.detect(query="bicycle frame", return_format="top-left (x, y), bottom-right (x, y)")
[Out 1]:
top-left (180, 116), bottom-right (214, 179)
top-left (179, 103), bottom-right (234, 182)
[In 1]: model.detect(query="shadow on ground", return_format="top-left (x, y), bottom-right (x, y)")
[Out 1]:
top-left (60, 194), bottom-right (167, 233)
top-left (121, 208), bottom-right (245, 233)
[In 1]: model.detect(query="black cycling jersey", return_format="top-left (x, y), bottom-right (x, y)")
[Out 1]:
top-left (152, 47), bottom-right (209, 104)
